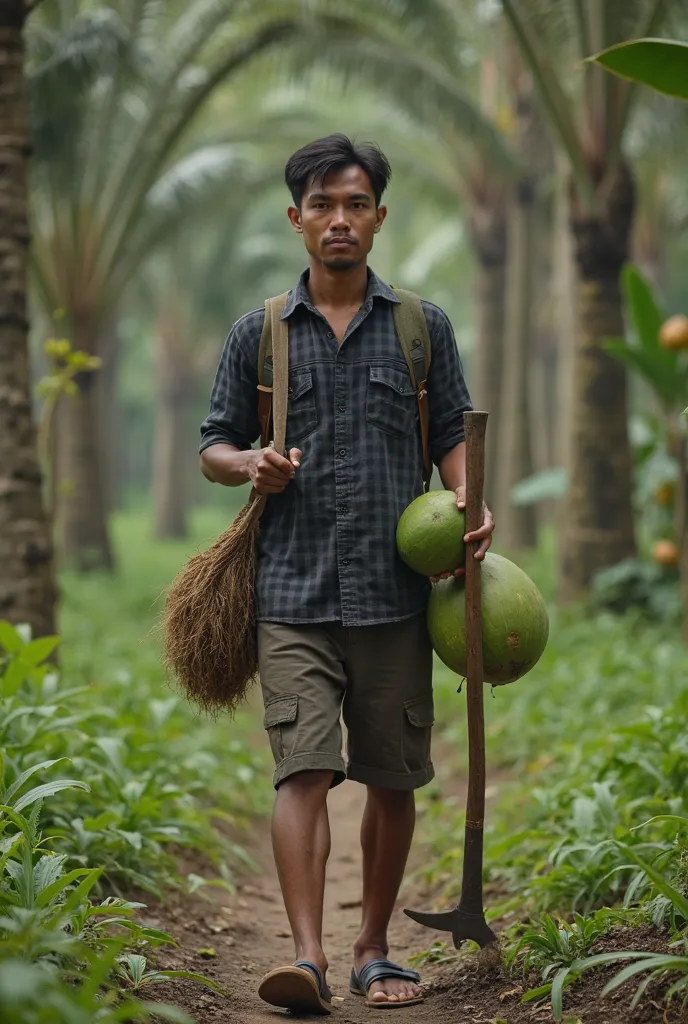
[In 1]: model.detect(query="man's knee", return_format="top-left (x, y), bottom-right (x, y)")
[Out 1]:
top-left (277, 768), bottom-right (334, 799)
top-left (366, 785), bottom-right (415, 809)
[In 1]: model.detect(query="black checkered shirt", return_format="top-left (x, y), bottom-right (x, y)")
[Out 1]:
top-left (200, 268), bottom-right (472, 625)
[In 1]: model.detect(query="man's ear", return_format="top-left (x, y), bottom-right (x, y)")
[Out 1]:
top-left (287, 206), bottom-right (303, 234)
top-left (374, 204), bottom-right (387, 233)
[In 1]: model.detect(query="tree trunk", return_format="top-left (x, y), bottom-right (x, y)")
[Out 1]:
top-left (558, 163), bottom-right (637, 601)
top-left (153, 316), bottom-right (192, 540)
top-left (96, 320), bottom-right (121, 516)
top-left (670, 429), bottom-right (688, 643)
top-left (552, 163), bottom-right (577, 476)
top-left (468, 201), bottom-right (507, 510)
top-left (58, 368), bottom-right (114, 572)
top-left (0, 8), bottom-right (57, 636)
top-left (497, 182), bottom-right (537, 549)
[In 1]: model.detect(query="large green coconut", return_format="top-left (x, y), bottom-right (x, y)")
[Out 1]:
top-left (427, 552), bottom-right (549, 685)
top-left (396, 491), bottom-right (466, 577)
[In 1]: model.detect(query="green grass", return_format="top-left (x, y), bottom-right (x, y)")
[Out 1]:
top-left (0, 504), bottom-right (269, 1023)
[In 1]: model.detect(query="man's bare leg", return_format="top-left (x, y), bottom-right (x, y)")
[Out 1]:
top-left (271, 769), bottom-right (334, 980)
top-left (353, 786), bottom-right (421, 1004)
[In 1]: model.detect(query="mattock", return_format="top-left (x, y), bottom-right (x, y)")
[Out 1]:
top-left (404, 410), bottom-right (498, 950)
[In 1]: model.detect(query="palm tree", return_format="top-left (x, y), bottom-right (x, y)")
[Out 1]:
top-left (26, 0), bottom-right (303, 571)
top-left (0, 0), bottom-right (56, 637)
top-left (501, 0), bottom-right (686, 598)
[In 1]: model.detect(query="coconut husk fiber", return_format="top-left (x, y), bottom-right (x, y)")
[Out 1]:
top-left (162, 295), bottom-right (289, 714)
top-left (162, 489), bottom-right (266, 714)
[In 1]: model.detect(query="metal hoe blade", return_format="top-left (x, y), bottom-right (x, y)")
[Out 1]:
top-left (404, 906), bottom-right (497, 950)
top-left (404, 411), bottom-right (498, 950)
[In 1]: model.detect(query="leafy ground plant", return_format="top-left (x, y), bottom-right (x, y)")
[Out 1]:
top-left (513, 819), bottom-right (688, 1019)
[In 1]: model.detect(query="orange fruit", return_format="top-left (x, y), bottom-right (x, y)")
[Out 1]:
top-left (659, 314), bottom-right (688, 351)
top-left (651, 539), bottom-right (680, 567)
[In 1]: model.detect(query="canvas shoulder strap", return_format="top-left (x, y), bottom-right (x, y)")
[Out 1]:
top-left (391, 288), bottom-right (433, 490)
top-left (257, 292), bottom-right (289, 452)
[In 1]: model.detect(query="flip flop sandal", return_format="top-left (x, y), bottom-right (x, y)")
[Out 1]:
top-left (258, 959), bottom-right (333, 1015)
top-left (350, 958), bottom-right (424, 1009)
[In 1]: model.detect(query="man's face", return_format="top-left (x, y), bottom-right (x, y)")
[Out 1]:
top-left (288, 164), bottom-right (387, 270)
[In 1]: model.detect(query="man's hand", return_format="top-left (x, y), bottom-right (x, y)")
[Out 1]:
top-left (248, 447), bottom-right (302, 494)
top-left (432, 486), bottom-right (495, 582)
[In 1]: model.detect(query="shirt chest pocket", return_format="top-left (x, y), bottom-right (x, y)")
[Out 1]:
top-left (286, 369), bottom-right (318, 445)
top-left (366, 365), bottom-right (418, 439)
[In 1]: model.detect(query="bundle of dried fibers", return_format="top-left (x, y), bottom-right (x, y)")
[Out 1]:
top-left (162, 490), bottom-right (266, 715)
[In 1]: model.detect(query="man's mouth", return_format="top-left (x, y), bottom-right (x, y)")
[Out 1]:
top-left (326, 238), bottom-right (355, 247)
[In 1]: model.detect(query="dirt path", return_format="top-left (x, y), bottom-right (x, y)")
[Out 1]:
top-left (148, 778), bottom-right (471, 1023)
top-left (145, 766), bottom-right (682, 1024)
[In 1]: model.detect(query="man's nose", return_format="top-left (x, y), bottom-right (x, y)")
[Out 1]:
top-left (329, 207), bottom-right (351, 230)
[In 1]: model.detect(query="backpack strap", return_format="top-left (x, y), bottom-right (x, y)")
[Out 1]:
top-left (392, 288), bottom-right (433, 490)
top-left (257, 292), bottom-right (289, 451)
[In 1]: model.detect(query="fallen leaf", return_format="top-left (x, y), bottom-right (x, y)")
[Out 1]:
top-left (499, 986), bottom-right (522, 1001)
top-left (338, 899), bottom-right (363, 909)
top-left (197, 948), bottom-right (217, 958)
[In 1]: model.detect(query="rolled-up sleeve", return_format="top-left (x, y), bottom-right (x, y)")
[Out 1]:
top-left (422, 302), bottom-right (473, 464)
top-left (199, 310), bottom-right (263, 454)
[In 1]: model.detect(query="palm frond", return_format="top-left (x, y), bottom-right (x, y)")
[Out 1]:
top-left (101, 16), bottom-right (300, 283)
top-left (501, 0), bottom-right (593, 207)
top-left (281, 13), bottom-right (515, 177)
top-left (27, 8), bottom-right (131, 173)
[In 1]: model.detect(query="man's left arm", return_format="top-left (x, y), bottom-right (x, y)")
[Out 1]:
top-left (425, 305), bottom-right (495, 570)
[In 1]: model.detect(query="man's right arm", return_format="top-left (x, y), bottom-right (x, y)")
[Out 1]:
top-left (199, 313), bottom-right (300, 494)
top-left (201, 443), bottom-right (301, 493)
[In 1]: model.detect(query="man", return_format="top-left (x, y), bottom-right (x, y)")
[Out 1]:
top-left (199, 134), bottom-right (494, 1014)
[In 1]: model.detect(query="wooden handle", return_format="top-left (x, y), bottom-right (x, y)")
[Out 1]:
top-left (463, 411), bottom-right (488, 831)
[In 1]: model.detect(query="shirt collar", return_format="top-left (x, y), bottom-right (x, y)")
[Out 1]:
top-left (281, 266), bottom-right (400, 320)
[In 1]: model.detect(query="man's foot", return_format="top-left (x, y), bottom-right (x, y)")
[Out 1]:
top-left (351, 948), bottom-right (423, 1007)
top-left (259, 959), bottom-right (333, 1015)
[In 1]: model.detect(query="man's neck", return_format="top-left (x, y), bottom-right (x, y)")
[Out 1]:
top-left (306, 258), bottom-right (369, 311)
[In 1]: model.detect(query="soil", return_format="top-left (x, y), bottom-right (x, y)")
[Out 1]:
top-left (142, 779), bottom-right (687, 1024)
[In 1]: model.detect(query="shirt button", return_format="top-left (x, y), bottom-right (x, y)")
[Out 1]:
top-left (327, 331), bottom-right (334, 339)
top-left (338, 448), bottom-right (347, 458)
top-left (338, 404), bottom-right (346, 413)
top-left (336, 365), bottom-right (343, 373)
top-left (341, 559), bottom-right (350, 566)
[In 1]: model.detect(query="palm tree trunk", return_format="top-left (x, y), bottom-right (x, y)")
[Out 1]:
top-left (153, 316), bottom-right (191, 540)
top-left (59, 368), bottom-right (115, 572)
top-left (558, 163), bottom-right (637, 601)
top-left (552, 165), bottom-right (577, 476)
top-left (497, 182), bottom-right (537, 548)
top-left (469, 200), bottom-right (507, 510)
top-left (0, 6), bottom-right (56, 636)
top-left (670, 429), bottom-right (688, 643)
top-left (96, 321), bottom-right (121, 516)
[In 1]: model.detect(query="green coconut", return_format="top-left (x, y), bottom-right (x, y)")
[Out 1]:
top-left (427, 551), bottom-right (549, 685)
top-left (396, 490), bottom-right (466, 577)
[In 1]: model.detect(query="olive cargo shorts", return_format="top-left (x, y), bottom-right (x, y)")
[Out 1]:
top-left (257, 614), bottom-right (435, 790)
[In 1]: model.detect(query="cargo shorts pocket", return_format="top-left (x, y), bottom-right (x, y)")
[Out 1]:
top-left (264, 694), bottom-right (298, 763)
top-left (402, 697), bottom-right (435, 773)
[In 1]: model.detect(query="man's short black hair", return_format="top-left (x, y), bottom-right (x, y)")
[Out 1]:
top-left (285, 134), bottom-right (392, 208)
